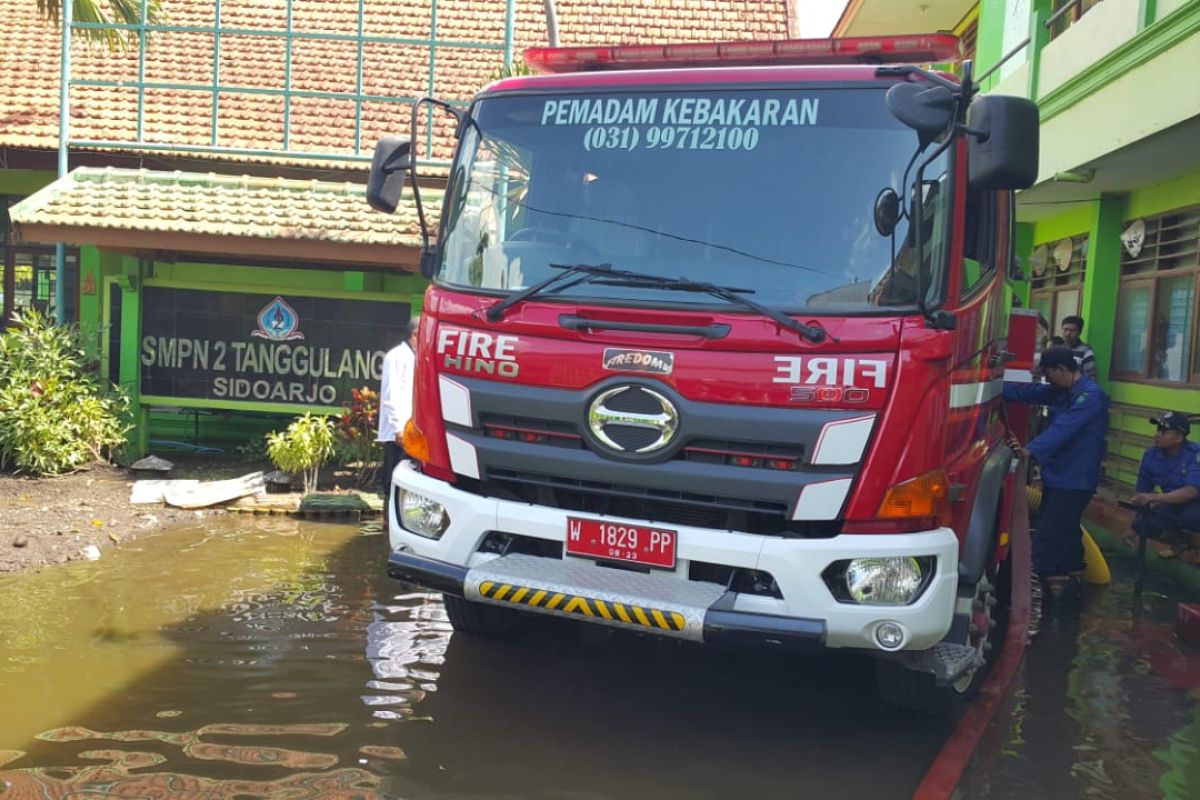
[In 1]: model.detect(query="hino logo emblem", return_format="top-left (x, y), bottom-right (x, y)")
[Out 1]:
top-left (587, 385), bottom-right (679, 454)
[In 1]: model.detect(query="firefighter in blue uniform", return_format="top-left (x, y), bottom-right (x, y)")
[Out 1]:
top-left (1003, 346), bottom-right (1109, 594)
top-left (1129, 411), bottom-right (1200, 554)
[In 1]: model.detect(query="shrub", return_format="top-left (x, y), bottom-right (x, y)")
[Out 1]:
top-left (266, 413), bottom-right (335, 494)
top-left (0, 309), bottom-right (130, 475)
top-left (336, 386), bottom-right (380, 485)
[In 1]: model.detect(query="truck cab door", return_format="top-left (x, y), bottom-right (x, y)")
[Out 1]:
top-left (943, 188), bottom-right (1013, 541)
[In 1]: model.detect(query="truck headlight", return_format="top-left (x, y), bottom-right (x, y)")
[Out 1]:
top-left (398, 490), bottom-right (450, 539)
top-left (841, 556), bottom-right (932, 605)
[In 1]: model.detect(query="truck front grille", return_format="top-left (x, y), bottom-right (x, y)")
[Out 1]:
top-left (471, 469), bottom-right (840, 539)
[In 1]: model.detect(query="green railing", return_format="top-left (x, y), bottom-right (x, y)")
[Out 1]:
top-left (54, 0), bottom-right (519, 321)
top-left (65, 0), bottom-right (516, 163)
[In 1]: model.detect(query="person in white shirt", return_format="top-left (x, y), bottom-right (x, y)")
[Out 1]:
top-left (378, 315), bottom-right (419, 505)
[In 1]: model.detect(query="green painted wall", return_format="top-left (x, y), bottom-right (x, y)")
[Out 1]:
top-left (1031, 204), bottom-right (1093, 244)
top-left (1126, 166), bottom-right (1200, 219)
top-left (1012, 220), bottom-right (1034, 308)
top-left (0, 170), bottom-right (55, 197)
top-left (1078, 195), bottom-right (1125, 385)
top-left (975, 1), bottom-right (1007, 92)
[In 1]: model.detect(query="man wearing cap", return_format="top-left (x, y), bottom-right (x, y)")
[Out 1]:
top-left (1004, 346), bottom-right (1109, 592)
top-left (1129, 412), bottom-right (1200, 551)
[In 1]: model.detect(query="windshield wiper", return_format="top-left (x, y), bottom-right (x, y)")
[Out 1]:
top-left (590, 268), bottom-right (827, 343)
top-left (487, 262), bottom-right (827, 343)
top-left (485, 262), bottom-right (616, 322)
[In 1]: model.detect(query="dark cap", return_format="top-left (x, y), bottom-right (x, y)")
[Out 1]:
top-left (1037, 346), bottom-right (1079, 371)
top-left (1150, 411), bottom-right (1191, 436)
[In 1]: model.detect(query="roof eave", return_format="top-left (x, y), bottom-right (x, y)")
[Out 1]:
top-left (13, 223), bottom-right (420, 271)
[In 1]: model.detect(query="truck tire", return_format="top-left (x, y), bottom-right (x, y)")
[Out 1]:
top-left (875, 569), bottom-right (1002, 715)
top-left (874, 659), bottom-right (958, 715)
top-left (442, 594), bottom-right (522, 636)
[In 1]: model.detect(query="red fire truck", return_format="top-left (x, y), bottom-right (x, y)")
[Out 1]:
top-left (367, 34), bottom-right (1039, 712)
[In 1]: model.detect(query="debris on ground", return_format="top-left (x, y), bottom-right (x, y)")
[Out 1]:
top-left (130, 455), bottom-right (174, 472)
top-left (1, 455), bottom-right (379, 575)
top-left (264, 469), bottom-right (294, 492)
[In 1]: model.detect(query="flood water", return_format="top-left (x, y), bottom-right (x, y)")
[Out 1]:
top-left (0, 516), bottom-right (1197, 799)
top-left (957, 540), bottom-right (1200, 800)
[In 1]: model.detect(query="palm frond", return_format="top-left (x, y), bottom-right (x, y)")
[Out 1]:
top-left (36, 0), bottom-right (164, 51)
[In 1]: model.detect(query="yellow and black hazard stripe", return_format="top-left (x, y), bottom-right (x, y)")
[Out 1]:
top-left (478, 580), bottom-right (688, 633)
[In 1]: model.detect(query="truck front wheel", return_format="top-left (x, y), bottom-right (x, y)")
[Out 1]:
top-left (874, 571), bottom-right (1001, 714)
top-left (442, 594), bottom-right (523, 636)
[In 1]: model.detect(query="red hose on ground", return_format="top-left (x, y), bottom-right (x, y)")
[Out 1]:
top-left (912, 488), bottom-right (1033, 800)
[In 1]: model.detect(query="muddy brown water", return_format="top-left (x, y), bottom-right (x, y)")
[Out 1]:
top-left (0, 516), bottom-right (1196, 799)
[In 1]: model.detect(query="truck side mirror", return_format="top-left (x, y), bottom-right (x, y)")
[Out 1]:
top-left (967, 95), bottom-right (1039, 190)
top-left (873, 188), bottom-right (900, 237)
top-left (367, 136), bottom-right (413, 214)
top-left (886, 82), bottom-right (955, 147)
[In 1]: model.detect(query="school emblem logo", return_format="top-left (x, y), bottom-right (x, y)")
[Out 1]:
top-left (252, 296), bottom-right (305, 341)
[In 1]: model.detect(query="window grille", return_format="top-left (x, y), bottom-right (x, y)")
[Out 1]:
top-left (1113, 205), bottom-right (1200, 384)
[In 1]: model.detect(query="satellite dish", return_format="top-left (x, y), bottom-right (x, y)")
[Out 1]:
top-left (1122, 219), bottom-right (1146, 258)
top-left (1029, 244), bottom-right (1049, 277)
top-left (1053, 237), bottom-right (1073, 272)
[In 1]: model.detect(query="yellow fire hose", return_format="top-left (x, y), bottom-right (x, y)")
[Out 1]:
top-left (1026, 485), bottom-right (1111, 585)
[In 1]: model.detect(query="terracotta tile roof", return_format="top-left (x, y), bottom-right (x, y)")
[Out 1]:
top-left (0, 0), bottom-right (791, 168)
top-left (9, 167), bottom-right (441, 266)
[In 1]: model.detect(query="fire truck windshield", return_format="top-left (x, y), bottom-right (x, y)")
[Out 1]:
top-left (436, 86), bottom-right (950, 313)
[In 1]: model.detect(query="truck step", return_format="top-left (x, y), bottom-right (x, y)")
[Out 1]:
top-left (465, 554), bottom-right (728, 641)
top-left (902, 641), bottom-right (984, 686)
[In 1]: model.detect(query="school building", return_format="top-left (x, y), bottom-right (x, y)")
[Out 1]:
top-left (1, 0), bottom-right (796, 454)
top-left (836, 0), bottom-right (1200, 494)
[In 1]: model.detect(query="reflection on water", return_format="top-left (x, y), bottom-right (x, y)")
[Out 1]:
top-left (1, 750), bottom-right (381, 798)
top-left (0, 516), bottom-right (955, 800)
top-left (958, 551), bottom-right (1200, 800)
top-left (4, 515), bottom-right (1193, 798)
top-left (0, 519), bottom-right (419, 799)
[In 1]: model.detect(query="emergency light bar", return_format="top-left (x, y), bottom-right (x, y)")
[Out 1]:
top-left (523, 34), bottom-right (960, 74)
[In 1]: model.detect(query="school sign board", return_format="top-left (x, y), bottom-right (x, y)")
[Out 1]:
top-left (140, 287), bottom-right (410, 408)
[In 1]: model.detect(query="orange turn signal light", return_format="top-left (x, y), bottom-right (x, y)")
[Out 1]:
top-left (878, 469), bottom-right (950, 520)
top-left (402, 418), bottom-right (430, 463)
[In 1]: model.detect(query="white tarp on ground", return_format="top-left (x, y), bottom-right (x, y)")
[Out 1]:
top-left (130, 480), bottom-right (199, 504)
top-left (131, 472), bottom-right (265, 508)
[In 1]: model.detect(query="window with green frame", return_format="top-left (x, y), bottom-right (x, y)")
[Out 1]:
top-left (1112, 205), bottom-right (1200, 385)
top-left (1029, 233), bottom-right (1088, 335)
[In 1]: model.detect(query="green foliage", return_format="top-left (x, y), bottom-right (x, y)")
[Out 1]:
top-left (492, 60), bottom-right (535, 81)
top-left (233, 434), bottom-right (270, 462)
top-left (0, 309), bottom-right (130, 475)
top-left (37, 0), bottom-right (165, 50)
top-left (267, 413), bottom-right (335, 495)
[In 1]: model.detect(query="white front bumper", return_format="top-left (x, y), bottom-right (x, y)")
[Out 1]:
top-left (388, 461), bottom-right (959, 651)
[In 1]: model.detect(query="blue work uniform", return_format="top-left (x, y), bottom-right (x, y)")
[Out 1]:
top-left (1003, 375), bottom-right (1109, 575)
top-left (1133, 440), bottom-right (1200, 538)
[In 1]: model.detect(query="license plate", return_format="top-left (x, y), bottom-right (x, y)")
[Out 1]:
top-left (566, 517), bottom-right (677, 569)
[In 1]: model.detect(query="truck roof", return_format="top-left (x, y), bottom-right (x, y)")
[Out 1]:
top-left (486, 64), bottom-right (919, 95)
